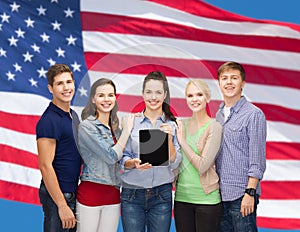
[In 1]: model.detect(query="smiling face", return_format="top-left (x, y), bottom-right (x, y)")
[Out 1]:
top-left (48, 72), bottom-right (75, 108)
top-left (218, 69), bottom-right (245, 105)
top-left (93, 84), bottom-right (116, 115)
top-left (142, 79), bottom-right (166, 112)
top-left (186, 82), bottom-right (208, 113)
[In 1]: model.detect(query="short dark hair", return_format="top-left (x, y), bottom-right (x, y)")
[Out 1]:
top-left (217, 61), bottom-right (246, 81)
top-left (47, 64), bottom-right (73, 86)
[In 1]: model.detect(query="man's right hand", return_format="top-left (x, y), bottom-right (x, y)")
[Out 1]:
top-left (58, 204), bottom-right (77, 229)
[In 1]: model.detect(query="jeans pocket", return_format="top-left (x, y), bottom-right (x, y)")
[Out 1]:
top-left (157, 188), bottom-right (172, 203)
top-left (64, 192), bottom-right (76, 211)
top-left (121, 188), bottom-right (135, 202)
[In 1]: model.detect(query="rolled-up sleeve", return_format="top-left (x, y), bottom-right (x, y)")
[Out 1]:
top-left (247, 110), bottom-right (267, 180)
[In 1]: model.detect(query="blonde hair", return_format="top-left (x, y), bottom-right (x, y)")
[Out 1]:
top-left (185, 79), bottom-right (211, 102)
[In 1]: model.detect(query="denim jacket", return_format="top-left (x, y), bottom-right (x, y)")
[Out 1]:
top-left (78, 115), bottom-right (123, 187)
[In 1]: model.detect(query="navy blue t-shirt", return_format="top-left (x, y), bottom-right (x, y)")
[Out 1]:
top-left (36, 102), bottom-right (82, 193)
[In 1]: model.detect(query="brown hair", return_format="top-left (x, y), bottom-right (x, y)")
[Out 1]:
top-left (217, 61), bottom-right (246, 81)
top-left (47, 64), bottom-right (73, 86)
top-left (81, 78), bottom-right (119, 134)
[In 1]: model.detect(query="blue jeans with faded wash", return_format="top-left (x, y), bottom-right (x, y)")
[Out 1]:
top-left (121, 183), bottom-right (172, 232)
top-left (39, 182), bottom-right (77, 232)
top-left (219, 194), bottom-right (259, 232)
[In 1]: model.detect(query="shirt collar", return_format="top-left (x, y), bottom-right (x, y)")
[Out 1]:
top-left (139, 111), bottom-right (167, 123)
top-left (86, 115), bottom-right (111, 129)
top-left (219, 96), bottom-right (247, 113)
top-left (49, 102), bottom-right (71, 117)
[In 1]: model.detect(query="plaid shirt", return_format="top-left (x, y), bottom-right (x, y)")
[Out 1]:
top-left (216, 96), bottom-right (267, 201)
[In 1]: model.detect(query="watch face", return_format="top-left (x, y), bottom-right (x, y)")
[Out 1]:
top-left (246, 188), bottom-right (256, 196)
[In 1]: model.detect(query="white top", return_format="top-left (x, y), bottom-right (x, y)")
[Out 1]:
top-left (224, 106), bottom-right (231, 122)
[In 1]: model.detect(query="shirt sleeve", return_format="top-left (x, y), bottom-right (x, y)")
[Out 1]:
top-left (247, 109), bottom-right (267, 180)
top-left (197, 121), bottom-right (222, 175)
top-left (169, 122), bottom-right (182, 170)
top-left (36, 115), bottom-right (60, 140)
top-left (120, 133), bottom-right (136, 168)
top-left (183, 121), bottom-right (222, 175)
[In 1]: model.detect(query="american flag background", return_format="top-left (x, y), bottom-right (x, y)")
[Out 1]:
top-left (0, 0), bottom-right (299, 231)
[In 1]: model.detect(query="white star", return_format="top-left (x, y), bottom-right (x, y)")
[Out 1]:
top-left (47, 58), bottom-right (56, 66)
top-left (31, 43), bottom-right (41, 53)
top-left (40, 32), bottom-right (50, 42)
top-left (29, 78), bottom-right (38, 87)
top-left (51, 20), bottom-right (61, 31)
top-left (36, 5), bottom-right (47, 16)
top-left (0, 48), bottom-right (7, 57)
top-left (8, 36), bottom-right (18, 47)
top-left (10, 2), bottom-right (21, 12)
top-left (37, 67), bottom-right (47, 78)
top-left (15, 28), bottom-right (25, 38)
top-left (0, 24), bottom-right (2, 31)
top-left (71, 61), bottom-right (81, 72)
top-left (51, 0), bottom-right (59, 3)
top-left (23, 51), bottom-right (34, 62)
top-left (25, 17), bottom-right (35, 28)
top-left (56, 47), bottom-right (65, 57)
top-left (6, 71), bottom-right (15, 81)
top-left (78, 86), bottom-right (88, 97)
top-left (13, 63), bottom-right (22, 72)
top-left (66, 34), bottom-right (77, 45)
top-left (1, 12), bottom-right (10, 23)
top-left (64, 7), bottom-right (74, 18)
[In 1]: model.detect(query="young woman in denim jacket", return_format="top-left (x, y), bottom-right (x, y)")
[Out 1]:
top-left (76, 78), bottom-right (135, 232)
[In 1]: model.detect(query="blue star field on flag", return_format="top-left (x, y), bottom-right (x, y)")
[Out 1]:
top-left (0, 0), bottom-right (89, 106)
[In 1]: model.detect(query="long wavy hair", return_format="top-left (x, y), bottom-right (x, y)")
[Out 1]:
top-left (81, 78), bottom-right (119, 133)
top-left (142, 71), bottom-right (177, 123)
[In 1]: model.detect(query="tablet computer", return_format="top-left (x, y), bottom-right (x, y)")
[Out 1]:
top-left (139, 129), bottom-right (169, 166)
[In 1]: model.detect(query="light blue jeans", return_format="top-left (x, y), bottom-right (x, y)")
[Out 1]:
top-left (219, 195), bottom-right (259, 232)
top-left (121, 183), bottom-right (172, 232)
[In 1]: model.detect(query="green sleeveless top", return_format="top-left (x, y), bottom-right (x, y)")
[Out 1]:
top-left (175, 119), bottom-right (221, 204)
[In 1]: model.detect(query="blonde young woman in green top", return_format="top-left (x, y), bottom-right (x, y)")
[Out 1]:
top-left (174, 79), bottom-right (222, 232)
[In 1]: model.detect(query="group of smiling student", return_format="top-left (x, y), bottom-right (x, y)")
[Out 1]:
top-left (37, 61), bottom-right (266, 232)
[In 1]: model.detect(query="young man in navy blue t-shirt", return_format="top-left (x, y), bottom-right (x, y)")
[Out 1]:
top-left (36, 64), bottom-right (82, 232)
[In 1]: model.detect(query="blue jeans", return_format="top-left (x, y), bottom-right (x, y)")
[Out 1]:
top-left (39, 182), bottom-right (77, 232)
top-left (219, 195), bottom-right (259, 232)
top-left (121, 183), bottom-right (172, 232)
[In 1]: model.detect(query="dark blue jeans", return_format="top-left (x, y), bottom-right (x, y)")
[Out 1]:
top-left (219, 195), bottom-right (259, 232)
top-left (39, 182), bottom-right (77, 232)
top-left (121, 183), bottom-right (172, 232)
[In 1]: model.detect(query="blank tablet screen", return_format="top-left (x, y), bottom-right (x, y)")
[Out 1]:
top-left (139, 129), bottom-right (169, 166)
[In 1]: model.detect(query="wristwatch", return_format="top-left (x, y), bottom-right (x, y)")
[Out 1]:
top-left (245, 188), bottom-right (256, 197)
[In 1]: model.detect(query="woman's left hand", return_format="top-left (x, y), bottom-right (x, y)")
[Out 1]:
top-left (160, 123), bottom-right (177, 162)
top-left (159, 123), bottom-right (174, 135)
